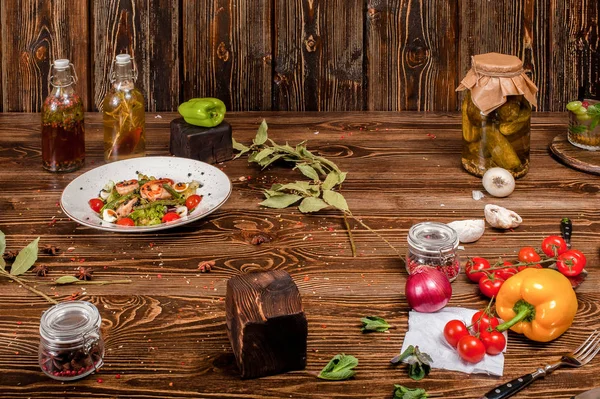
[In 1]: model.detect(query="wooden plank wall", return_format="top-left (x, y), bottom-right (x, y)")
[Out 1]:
top-left (0, 0), bottom-right (597, 112)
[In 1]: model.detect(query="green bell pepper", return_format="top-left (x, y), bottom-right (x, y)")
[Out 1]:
top-left (178, 98), bottom-right (226, 127)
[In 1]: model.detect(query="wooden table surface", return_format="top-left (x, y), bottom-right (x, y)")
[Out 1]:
top-left (0, 112), bottom-right (598, 398)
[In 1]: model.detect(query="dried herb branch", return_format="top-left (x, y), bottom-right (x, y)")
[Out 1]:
top-left (234, 120), bottom-right (403, 258)
top-left (0, 231), bottom-right (131, 304)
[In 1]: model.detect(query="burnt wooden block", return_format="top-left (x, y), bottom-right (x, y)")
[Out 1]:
top-left (226, 270), bottom-right (308, 379)
top-left (169, 118), bottom-right (232, 164)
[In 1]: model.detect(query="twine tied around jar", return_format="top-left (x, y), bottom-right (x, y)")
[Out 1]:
top-left (457, 52), bottom-right (538, 115)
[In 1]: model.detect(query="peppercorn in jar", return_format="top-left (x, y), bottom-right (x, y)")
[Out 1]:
top-left (457, 53), bottom-right (538, 178)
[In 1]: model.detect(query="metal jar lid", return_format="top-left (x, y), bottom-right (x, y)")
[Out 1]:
top-left (407, 222), bottom-right (459, 255)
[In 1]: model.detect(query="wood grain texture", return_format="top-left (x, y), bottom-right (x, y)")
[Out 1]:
top-left (1, 111), bottom-right (600, 398)
top-left (458, 0), bottom-right (550, 111)
top-left (550, 0), bottom-right (599, 107)
top-left (182, 0), bottom-right (272, 111)
top-left (367, 0), bottom-right (458, 111)
top-left (274, 0), bottom-right (364, 111)
top-left (0, 0), bottom-right (89, 112)
top-left (92, 0), bottom-right (178, 112)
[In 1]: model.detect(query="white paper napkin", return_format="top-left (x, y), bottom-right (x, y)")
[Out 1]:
top-left (400, 307), bottom-right (506, 376)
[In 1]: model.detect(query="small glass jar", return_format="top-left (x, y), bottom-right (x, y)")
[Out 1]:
top-left (39, 301), bottom-right (104, 381)
top-left (567, 99), bottom-right (600, 150)
top-left (406, 222), bottom-right (460, 282)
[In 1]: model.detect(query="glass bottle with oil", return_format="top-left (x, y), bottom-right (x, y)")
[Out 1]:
top-left (41, 59), bottom-right (85, 172)
top-left (103, 54), bottom-right (145, 161)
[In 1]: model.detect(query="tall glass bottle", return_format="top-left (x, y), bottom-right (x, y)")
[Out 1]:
top-left (103, 54), bottom-right (145, 161)
top-left (41, 59), bottom-right (85, 172)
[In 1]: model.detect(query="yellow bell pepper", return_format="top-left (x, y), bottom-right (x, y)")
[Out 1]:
top-left (496, 268), bottom-right (577, 342)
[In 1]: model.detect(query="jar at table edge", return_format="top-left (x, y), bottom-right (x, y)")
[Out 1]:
top-left (406, 222), bottom-right (460, 282)
top-left (457, 53), bottom-right (538, 179)
top-left (41, 58), bottom-right (85, 172)
top-left (39, 301), bottom-right (105, 381)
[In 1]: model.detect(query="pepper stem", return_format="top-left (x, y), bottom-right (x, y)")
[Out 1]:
top-left (496, 299), bottom-right (535, 332)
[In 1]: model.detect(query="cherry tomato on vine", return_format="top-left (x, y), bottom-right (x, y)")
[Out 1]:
top-left (185, 194), bottom-right (203, 211)
top-left (162, 212), bottom-right (181, 223)
top-left (89, 198), bottom-right (104, 213)
top-left (480, 330), bottom-right (506, 355)
top-left (556, 249), bottom-right (586, 277)
top-left (443, 320), bottom-right (470, 348)
top-left (517, 247), bottom-right (542, 270)
top-left (494, 261), bottom-right (518, 280)
top-left (471, 310), bottom-right (499, 333)
top-left (541, 235), bottom-right (568, 257)
top-left (465, 257), bottom-right (491, 283)
top-left (457, 335), bottom-right (486, 363)
top-left (478, 276), bottom-right (505, 298)
top-left (116, 217), bottom-right (135, 226)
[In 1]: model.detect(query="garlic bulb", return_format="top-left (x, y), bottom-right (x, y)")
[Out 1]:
top-left (447, 219), bottom-right (485, 243)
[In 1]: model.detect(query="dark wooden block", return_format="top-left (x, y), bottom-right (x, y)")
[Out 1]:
top-left (169, 118), bottom-right (233, 164)
top-left (226, 270), bottom-right (307, 379)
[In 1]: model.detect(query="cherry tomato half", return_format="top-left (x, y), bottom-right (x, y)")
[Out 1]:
top-left (478, 276), bottom-right (505, 298)
top-left (479, 330), bottom-right (506, 355)
top-left (116, 217), bottom-right (135, 227)
top-left (465, 257), bottom-right (491, 283)
top-left (541, 235), bottom-right (568, 257)
top-left (89, 198), bottom-right (104, 213)
top-left (556, 249), bottom-right (586, 277)
top-left (517, 247), bottom-right (542, 270)
top-left (457, 335), bottom-right (486, 363)
top-left (471, 310), bottom-right (499, 333)
top-left (162, 212), bottom-right (181, 223)
top-left (494, 261), bottom-right (518, 280)
top-left (185, 194), bottom-right (203, 211)
top-left (443, 319), bottom-right (470, 348)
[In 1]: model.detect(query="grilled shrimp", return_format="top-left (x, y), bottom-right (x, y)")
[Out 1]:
top-left (140, 178), bottom-right (175, 202)
top-left (116, 197), bottom-right (138, 218)
top-left (115, 179), bottom-right (139, 195)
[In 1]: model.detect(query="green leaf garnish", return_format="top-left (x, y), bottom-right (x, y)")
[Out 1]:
top-left (298, 197), bottom-right (329, 213)
top-left (393, 385), bottom-right (428, 399)
top-left (55, 276), bottom-right (81, 285)
top-left (360, 316), bottom-right (391, 333)
top-left (390, 345), bottom-right (432, 381)
top-left (259, 194), bottom-right (303, 209)
top-left (317, 354), bottom-right (358, 381)
top-left (10, 237), bottom-right (39, 276)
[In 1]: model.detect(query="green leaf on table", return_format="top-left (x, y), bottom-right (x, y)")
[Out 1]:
top-left (264, 189), bottom-right (285, 198)
top-left (232, 138), bottom-right (250, 160)
top-left (253, 119), bottom-right (268, 146)
top-left (317, 354), bottom-right (358, 381)
top-left (253, 147), bottom-right (275, 162)
top-left (278, 181), bottom-right (311, 195)
top-left (390, 345), bottom-right (432, 381)
top-left (296, 164), bottom-right (319, 181)
top-left (322, 171), bottom-right (342, 190)
top-left (55, 276), bottom-right (81, 285)
top-left (323, 190), bottom-right (349, 211)
top-left (0, 230), bottom-right (5, 270)
top-left (298, 197), bottom-right (329, 213)
top-left (10, 237), bottom-right (39, 276)
top-left (259, 194), bottom-right (303, 209)
top-left (393, 385), bottom-right (428, 399)
top-left (308, 185), bottom-right (321, 197)
top-left (312, 162), bottom-right (326, 176)
top-left (259, 154), bottom-right (285, 168)
top-left (360, 316), bottom-right (391, 333)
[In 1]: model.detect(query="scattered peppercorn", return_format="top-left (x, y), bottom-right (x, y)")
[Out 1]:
top-left (32, 264), bottom-right (49, 277)
top-left (198, 260), bottom-right (215, 273)
top-left (75, 267), bottom-right (93, 281)
top-left (249, 232), bottom-right (273, 245)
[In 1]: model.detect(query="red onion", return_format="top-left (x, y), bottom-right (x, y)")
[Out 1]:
top-left (405, 266), bottom-right (452, 313)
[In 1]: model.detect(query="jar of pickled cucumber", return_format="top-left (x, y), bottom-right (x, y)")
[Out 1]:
top-left (457, 53), bottom-right (538, 178)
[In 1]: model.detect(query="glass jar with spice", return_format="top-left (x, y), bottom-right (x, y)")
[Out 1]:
top-left (39, 301), bottom-right (105, 381)
top-left (41, 59), bottom-right (85, 172)
top-left (406, 222), bottom-right (460, 282)
top-left (457, 53), bottom-right (538, 178)
top-left (103, 53), bottom-right (146, 162)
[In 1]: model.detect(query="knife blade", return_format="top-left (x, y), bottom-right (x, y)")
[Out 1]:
top-left (572, 387), bottom-right (600, 399)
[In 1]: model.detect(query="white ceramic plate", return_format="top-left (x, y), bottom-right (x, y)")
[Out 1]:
top-left (60, 156), bottom-right (232, 232)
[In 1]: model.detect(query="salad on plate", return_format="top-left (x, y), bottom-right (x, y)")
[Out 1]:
top-left (88, 172), bottom-right (203, 226)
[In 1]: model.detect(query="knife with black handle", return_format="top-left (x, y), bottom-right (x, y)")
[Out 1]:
top-left (478, 368), bottom-right (544, 399)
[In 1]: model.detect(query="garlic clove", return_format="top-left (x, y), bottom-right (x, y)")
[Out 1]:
top-left (447, 219), bottom-right (485, 243)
